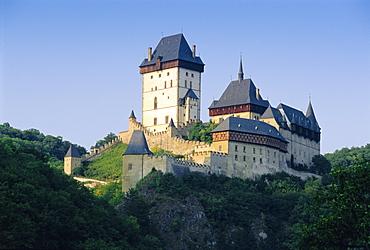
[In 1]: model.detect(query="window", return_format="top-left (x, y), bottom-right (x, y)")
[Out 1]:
top-left (170, 80), bottom-right (173, 87)
top-left (260, 149), bottom-right (262, 155)
top-left (167, 72), bottom-right (170, 76)
top-left (165, 116), bottom-right (169, 124)
top-left (243, 146), bottom-right (246, 153)
top-left (235, 155), bottom-right (238, 161)
top-left (274, 152), bottom-right (276, 158)
top-left (185, 80), bottom-right (187, 88)
top-left (150, 75), bottom-right (153, 79)
top-left (243, 156), bottom-right (246, 161)
top-left (260, 158), bottom-right (263, 164)
top-left (219, 145), bottom-right (222, 151)
top-left (128, 164), bottom-right (132, 170)
top-left (164, 81), bottom-right (167, 88)
top-left (155, 86), bottom-right (157, 90)
top-left (191, 73), bottom-right (194, 77)
top-left (235, 145), bottom-right (238, 152)
top-left (153, 117), bottom-right (157, 125)
top-left (253, 157), bottom-right (256, 163)
top-left (190, 81), bottom-right (192, 89)
top-left (159, 74), bottom-right (161, 78)
top-left (154, 97), bottom-right (158, 109)
top-left (267, 150), bottom-right (270, 156)
top-left (186, 72), bottom-right (188, 76)
top-left (253, 148), bottom-right (256, 154)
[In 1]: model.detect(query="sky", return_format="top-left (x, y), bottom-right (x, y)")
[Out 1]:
top-left (1, 0), bottom-right (369, 154)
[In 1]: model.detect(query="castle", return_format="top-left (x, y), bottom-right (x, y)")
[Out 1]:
top-left (64, 34), bottom-right (321, 191)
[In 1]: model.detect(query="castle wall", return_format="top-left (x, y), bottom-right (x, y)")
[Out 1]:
top-left (280, 129), bottom-right (320, 167)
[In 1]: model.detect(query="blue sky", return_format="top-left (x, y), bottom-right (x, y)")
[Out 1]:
top-left (1, 0), bottom-right (369, 154)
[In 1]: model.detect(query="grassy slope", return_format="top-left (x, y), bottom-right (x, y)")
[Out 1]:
top-left (83, 142), bottom-right (127, 181)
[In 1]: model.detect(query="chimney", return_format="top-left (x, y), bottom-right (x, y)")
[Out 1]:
top-left (256, 88), bottom-right (260, 100)
top-left (192, 45), bottom-right (196, 58)
top-left (148, 47), bottom-right (152, 61)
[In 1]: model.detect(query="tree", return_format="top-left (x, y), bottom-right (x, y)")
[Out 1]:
top-left (311, 154), bottom-right (331, 175)
top-left (188, 121), bottom-right (219, 143)
top-left (299, 161), bottom-right (370, 249)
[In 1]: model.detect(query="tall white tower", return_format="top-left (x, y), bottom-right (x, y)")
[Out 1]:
top-left (139, 34), bottom-right (204, 132)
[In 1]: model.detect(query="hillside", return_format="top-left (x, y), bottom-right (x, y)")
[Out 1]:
top-left (74, 142), bottom-right (127, 181)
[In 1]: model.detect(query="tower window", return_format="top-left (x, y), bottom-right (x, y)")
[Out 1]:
top-left (159, 74), bottom-right (161, 78)
top-left (154, 97), bottom-right (157, 109)
top-left (164, 81), bottom-right (167, 88)
top-left (185, 80), bottom-right (187, 88)
top-left (260, 158), bottom-right (263, 164)
top-left (191, 73), bottom-right (194, 77)
top-left (165, 116), bottom-right (169, 124)
top-left (128, 164), bottom-right (132, 170)
top-left (167, 72), bottom-right (170, 76)
top-left (243, 156), bottom-right (246, 161)
top-left (170, 80), bottom-right (173, 87)
top-left (253, 148), bottom-right (256, 154)
top-left (235, 155), bottom-right (238, 161)
top-left (153, 117), bottom-right (157, 125)
top-left (235, 145), bottom-right (238, 152)
top-left (243, 146), bottom-right (246, 153)
top-left (260, 149), bottom-right (262, 155)
top-left (219, 145), bottom-right (222, 151)
top-left (253, 157), bottom-right (256, 163)
top-left (190, 81), bottom-right (192, 89)
top-left (151, 75), bottom-right (153, 79)
top-left (186, 72), bottom-right (188, 76)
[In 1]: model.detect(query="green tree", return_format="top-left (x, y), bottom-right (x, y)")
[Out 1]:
top-left (299, 161), bottom-right (370, 249)
top-left (311, 154), bottom-right (331, 175)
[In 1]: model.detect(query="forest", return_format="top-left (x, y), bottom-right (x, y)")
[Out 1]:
top-left (0, 123), bottom-right (369, 249)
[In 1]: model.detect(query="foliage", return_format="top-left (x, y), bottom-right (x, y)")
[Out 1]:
top-left (0, 138), bottom-right (159, 249)
top-left (299, 160), bottom-right (370, 249)
top-left (151, 145), bottom-right (184, 158)
top-left (92, 181), bottom-right (124, 206)
top-left (79, 142), bottom-right (127, 181)
top-left (325, 143), bottom-right (370, 168)
top-left (311, 154), bottom-right (331, 175)
top-left (187, 120), bottom-right (218, 143)
top-left (92, 132), bottom-right (117, 149)
top-left (0, 122), bottom-right (87, 161)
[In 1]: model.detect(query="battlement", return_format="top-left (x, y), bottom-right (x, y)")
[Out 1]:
top-left (82, 137), bottom-right (120, 162)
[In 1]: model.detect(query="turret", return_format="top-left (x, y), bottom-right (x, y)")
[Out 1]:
top-left (64, 145), bottom-right (81, 175)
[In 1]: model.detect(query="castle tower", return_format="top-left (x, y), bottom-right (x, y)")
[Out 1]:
top-left (139, 34), bottom-right (204, 132)
top-left (208, 59), bottom-right (270, 123)
top-left (64, 145), bottom-right (82, 175)
top-left (122, 130), bottom-right (154, 192)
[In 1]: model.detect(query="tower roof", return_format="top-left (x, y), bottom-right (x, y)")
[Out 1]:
top-left (123, 130), bottom-right (153, 155)
top-left (306, 101), bottom-right (320, 131)
top-left (183, 88), bottom-right (199, 99)
top-left (212, 116), bottom-right (287, 142)
top-left (168, 118), bottom-right (176, 127)
top-left (129, 110), bottom-right (136, 119)
top-left (65, 145), bottom-right (81, 158)
top-left (139, 34), bottom-right (204, 67)
top-left (208, 78), bottom-right (269, 109)
top-left (238, 57), bottom-right (244, 82)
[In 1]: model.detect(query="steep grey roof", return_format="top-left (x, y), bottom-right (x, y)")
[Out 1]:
top-left (261, 105), bottom-right (286, 127)
top-left (306, 101), bottom-right (320, 131)
top-left (183, 89), bottom-right (199, 99)
top-left (129, 110), bottom-right (136, 119)
top-left (65, 145), bottom-right (81, 158)
top-left (208, 78), bottom-right (269, 109)
top-left (140, 34), bottom-right (204, 67)
top-left (123, 130), bottom-right (153, 155)
top-left (277, 103), bottom-right (320, 132)
top-left (212, 116), bottom-right (287, 142)
top-left (168, 118), bottom-right (176, 127)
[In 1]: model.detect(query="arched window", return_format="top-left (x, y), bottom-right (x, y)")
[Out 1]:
top-left (154, 97), bottom-right (158, 109)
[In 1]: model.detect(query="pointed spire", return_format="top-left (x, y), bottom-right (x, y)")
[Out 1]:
top-left (123, 130), bottom-right (153, 155)
top-left (168, 118), bottom-right (175, 127)
top-left (238, 55), bottom-right (244, 82)
top-left (129, 110), bottom-right (136, 119)
top-left (306, 101), bottom-right (319, 131)
top-left (65, 145), bottom-right (81, 158)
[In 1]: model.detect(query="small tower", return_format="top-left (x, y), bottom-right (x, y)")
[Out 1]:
top-left (64, 145), bottom-right (82, 175)
top-left (122, 130), bottom-right (153, 192)
top-left (139, 34), bottom-right (204, 132)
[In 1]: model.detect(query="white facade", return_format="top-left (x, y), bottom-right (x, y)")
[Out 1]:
top-left (142, 67), bottom-right (201, 132)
